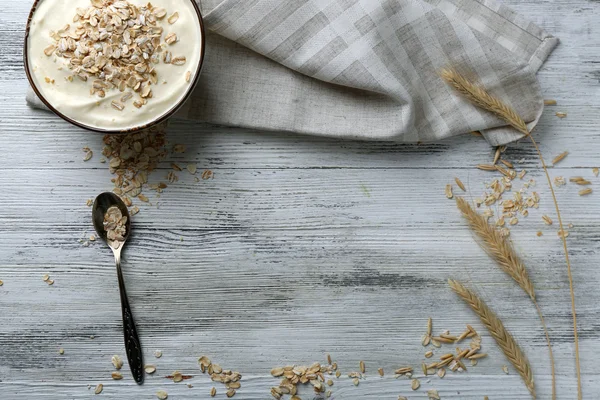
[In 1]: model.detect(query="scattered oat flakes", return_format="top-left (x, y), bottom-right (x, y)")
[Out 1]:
top-left (210, 387), bottom-right (217, 397)
top-left (168, 12), bottom-right (179, 24)
top-left (571, 177), bottom-right (591, 185)
top-left (422, 335), bottom-right (431, 346)
top-left (579, 188), bottom-right (593, 196)
top-left (445, 184), bottom-right (453, 199)
top-left (86, 199), bottom-right (94, 207)
top-left (59, 348), bottom-right (64, 355)
top-left (112, 355), bottom-right (123, 370)
top-left (101, 122), bottom-right (167, 214)
top-left (544, 99), bottom-right (557, 106)
top-left (187, 164), bottom-right (197, 175)
top-left (145, 365), bottom-right (156, 374)
top-left (167, 171), bottom-right (179, 183)
top-left (0, 280), bottom-right (3, 286)
top-left (518, 170), bottom-right (527, 179)
top-left (427, 389), bottom-right (441, 399)
top-left (153, 7), bottom-right (167, 18)
top-left (154, 350), bottom-right (163, 358)
top-left (542, 215), bottom-right (553, 225)
top-left (186, 71), bottom-right (191, 82)
top-left (111, 101), bottom-right (125, 111)
top-left (94, 384), bottom-right (103, 395)
top-left (425, 350), bottom-right (434, 358)
top-left (555, 112), bottom-right (567, 118)
top-left (502, 365), bottom-right (509, 374)
top-left (156, 390), bottom-right (168, 400)
top-left (112, 372), bottom-right (123, 380)
top-left (47, 279), bottom-right (55, 285)
top-left (121, 93), bottom-right (133, 103)
top-left (359, 360), bottom-right (365, 373)
top-left (552, 151), bottom-right (569, 165)
top-left (171, 56), bottom-right (186, 66)
top-left (411, 378), bottom-right (420, 390)
top-left (173, 144), bottom-right (186, 153)
top-left (492, 147), bottom-right (501, 165)
top-left (378, 367), bottom-right (384, 377)
top-left (554, 176), bottom-right (566, 186)
top-left (172, 371), bottom-right (183, 382)
top-left (83, 147), bottom-right (93, 161)
top-left (455, 177), bottom-right (466, 191)
top-left (537, 231), bottom-right (543, 237)
top-left (44, 44), bottom-right (57, 56)
top-left (201, 170), bottom-right (214, 180)
top-left (199, 356), bottom-right (242, 395)
top-left (165, 33), bottom-right (178, 45)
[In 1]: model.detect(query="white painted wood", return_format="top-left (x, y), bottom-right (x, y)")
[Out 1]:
top-left (1, 0), bottom-right (599, 399)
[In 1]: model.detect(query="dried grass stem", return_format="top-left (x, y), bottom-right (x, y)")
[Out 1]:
top-left (449, 280), bottom-right (536, 398)
top-left (440, 68), bottom-right (579, 399)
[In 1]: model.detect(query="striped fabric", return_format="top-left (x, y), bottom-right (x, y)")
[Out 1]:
top-left (28, 0), bottom-right (558, 145)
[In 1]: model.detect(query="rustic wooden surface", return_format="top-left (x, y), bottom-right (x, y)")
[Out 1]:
top-left (1, 0), bottom-right (599, 399)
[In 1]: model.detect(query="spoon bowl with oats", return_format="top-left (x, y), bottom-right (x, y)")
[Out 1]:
top-left (93, 192), bottom-right (144, 384)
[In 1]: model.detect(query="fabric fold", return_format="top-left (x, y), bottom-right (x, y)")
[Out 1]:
top-left (27, 0), bottom-right (558, 145)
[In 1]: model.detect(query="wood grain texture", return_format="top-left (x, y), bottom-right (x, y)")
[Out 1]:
top-left (1, 0), bottom-right (600, 399)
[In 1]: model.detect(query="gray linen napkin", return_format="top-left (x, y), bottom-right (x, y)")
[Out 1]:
top-left (27, 0), bottom-right (558, 145)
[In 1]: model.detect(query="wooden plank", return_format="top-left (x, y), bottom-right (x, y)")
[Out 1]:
top-left (1, 0), bottom-right (599, 399)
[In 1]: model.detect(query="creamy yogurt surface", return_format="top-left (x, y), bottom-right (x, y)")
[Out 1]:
top-left (27, 0), bottom-right (202, 131)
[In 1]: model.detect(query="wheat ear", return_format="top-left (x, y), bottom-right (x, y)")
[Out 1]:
top-left (449, 279), bottom-right (536, 398)
top-left (439, 69), bottom-right (529, 136)
top-left (456, 196), bottom-right (555, 398)
top-left (456, 197), bottom-right (535, 300)
top-left (441, 67), bottom-right (580, 400)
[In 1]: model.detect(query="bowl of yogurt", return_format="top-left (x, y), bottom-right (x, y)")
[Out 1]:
top-left (24, 0), bottom-right (205, 133)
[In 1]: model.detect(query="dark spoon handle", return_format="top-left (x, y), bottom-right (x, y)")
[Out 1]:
top-left (115, 255), bottom-right (144, 384)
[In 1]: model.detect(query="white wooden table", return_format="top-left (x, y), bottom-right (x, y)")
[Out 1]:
top-left (1, 1), bottom-right (599, 399)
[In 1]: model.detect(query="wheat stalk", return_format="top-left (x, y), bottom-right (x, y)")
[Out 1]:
top-left (456, 197), bottom-right (535, 300)
top-left (439, 69), bottom-right (529, 136)
top-left (441, 67), bottom-right (580, 399)
top-left (456, 196), bottom-right (555, 398)
top-left (449, 279), bottom-right (536, 398)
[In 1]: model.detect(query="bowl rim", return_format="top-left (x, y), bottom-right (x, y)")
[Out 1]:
top-left (23, 0), bottom-right (206, 135)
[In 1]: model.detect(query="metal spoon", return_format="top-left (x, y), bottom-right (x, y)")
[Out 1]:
top-left (92, 192), bottom-right (144, 384)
